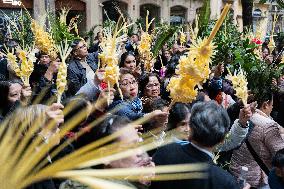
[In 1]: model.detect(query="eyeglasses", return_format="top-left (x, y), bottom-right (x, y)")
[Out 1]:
top-left (120, 79), bottom-right (137, 87)
top-left (76, 43), bottom-right (87, 50)
top-left (146, 83), bottom-right (160, 89)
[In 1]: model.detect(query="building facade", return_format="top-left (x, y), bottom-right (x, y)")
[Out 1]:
top-left (0, 0), bottom-right (244, 31)
top-left (1, 0), bottom-right (280, 38)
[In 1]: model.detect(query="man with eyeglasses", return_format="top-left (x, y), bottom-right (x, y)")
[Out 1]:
top-left (66, 39), bottom-right (99, 98)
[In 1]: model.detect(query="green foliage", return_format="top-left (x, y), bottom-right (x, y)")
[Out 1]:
top-left (102, 19), bottom-right (117, 30)
top-left (198, 0), bottom-right (211, 31)
top-left (200, 15), bottom-right (244, 66)
top-left (84, 24), bottom-right (101, 46)
top-left (102, 19), bottom-right (126, 37)
top-left (200, 14), bottom-right (284, 103)
top-left (128, 18), bottom-right (144, 36)
top-left (47, 11), bottom-right (81, 45)
top-left (151, 24), bottom-right (180, 57)
top-left (3, 10), bottom-right (34, 49)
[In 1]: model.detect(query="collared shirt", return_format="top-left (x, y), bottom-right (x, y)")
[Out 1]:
top-left (173, 137), bottom-right (189, 146)
top-left (190, 142), bottom-right (214, 159)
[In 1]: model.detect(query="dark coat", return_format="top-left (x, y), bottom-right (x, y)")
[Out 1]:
top-left (26, 180), bottom-right (56, 189)
top-left (0, 58), bottom-right (9, 81)
top-left (66, 53), bottom-right (98, 97)
top-left (151, 143), bottom-right (240, 189)
top-left (269, 168), bottom-right (284, 189)
top-left (30, 63), bottom-right (58, 104)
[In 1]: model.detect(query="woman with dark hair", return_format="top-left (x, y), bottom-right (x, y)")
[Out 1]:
top-left (230, 92), bottom-right (284, 188)
top-left (95, 115), bottom-right (154, 188)
top-left (109, 69), bottom-right (168, 122)
top-left (162, 49), bottom-right (172, 65)
top-left (66, 39), bottom-right (98, 97)
top-left (119, 51), bottom-right (141, 77)
top-left (153, 49), bottom-right (172, 76)
top-left (140, 73), bottom-right (161, 98)
top-left (0, 80), bottom-right (32, 121)
top-left (262, 46), bottom-right (273, 64)
top-left (88, 31), bottom-right (103, 53)
top-left (167, 103), bottom-right (191, 143)
top-left (139, 73), bottom-right (163, 108)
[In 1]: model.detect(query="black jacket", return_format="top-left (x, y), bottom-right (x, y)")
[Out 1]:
top-left (26, 180), bottom-right (56, 189)
top-left (66, 53), bottom-right (98, 97)
top-left (29, 63), bottom-right (59, 104)
top-left (0, 58), bottom-right (9, 81)
top-left (151, 143), bottom-right (240, 189)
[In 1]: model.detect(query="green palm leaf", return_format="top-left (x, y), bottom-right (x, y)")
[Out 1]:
top-left (151, 25), bottom-right (179, 58)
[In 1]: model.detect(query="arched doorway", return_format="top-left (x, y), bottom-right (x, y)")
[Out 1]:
top-left (55, 0), bottom-right (86, 34)
top-left (102, 0), bottom-right (128, 22)
top-left (170, 6), bottom-right (187, 25)
top-left (140, 4), bottom-right (160, 30)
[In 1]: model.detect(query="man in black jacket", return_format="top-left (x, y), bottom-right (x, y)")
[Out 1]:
top-left (151, 101), bottom-right (241, 189)
top-left (66, 39), bottom-right (98, 97)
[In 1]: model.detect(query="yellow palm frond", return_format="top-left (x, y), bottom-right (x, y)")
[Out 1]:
top-left (167, 4), bottom-right (231, 104)
top-left (0, 99), bottom-right (207, 189)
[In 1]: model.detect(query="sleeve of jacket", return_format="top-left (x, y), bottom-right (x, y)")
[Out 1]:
top-left (67, 68), bottom-right (81, 96)
top-left (217, 119), bottom-right (248, 152)
top-left (32, 76), bottom-right (56, 102)
top-left (109, 101), bottom-right (144, 121)
top-left (115, 105), bottom-right (144, 120)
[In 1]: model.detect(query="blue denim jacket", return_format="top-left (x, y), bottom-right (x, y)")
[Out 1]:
top-left (109, 97), bottom-right (144, 120)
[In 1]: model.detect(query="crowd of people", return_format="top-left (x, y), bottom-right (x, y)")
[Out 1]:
top-left (1, 25), bottom-right (284, 189)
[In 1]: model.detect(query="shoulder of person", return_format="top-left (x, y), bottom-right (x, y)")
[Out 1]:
top-left (153, 143), bottom-right (183, 164)
top-left (87, 52), bottom-right (96, 61)
top-left (67, 58), bottom-right (80, 68)
top-left (108, 99), bottom-right (126, 109)
top-left (251, 112), bottom-right (276, 128)
top-left (209, 165), bottom-right (239, 189)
